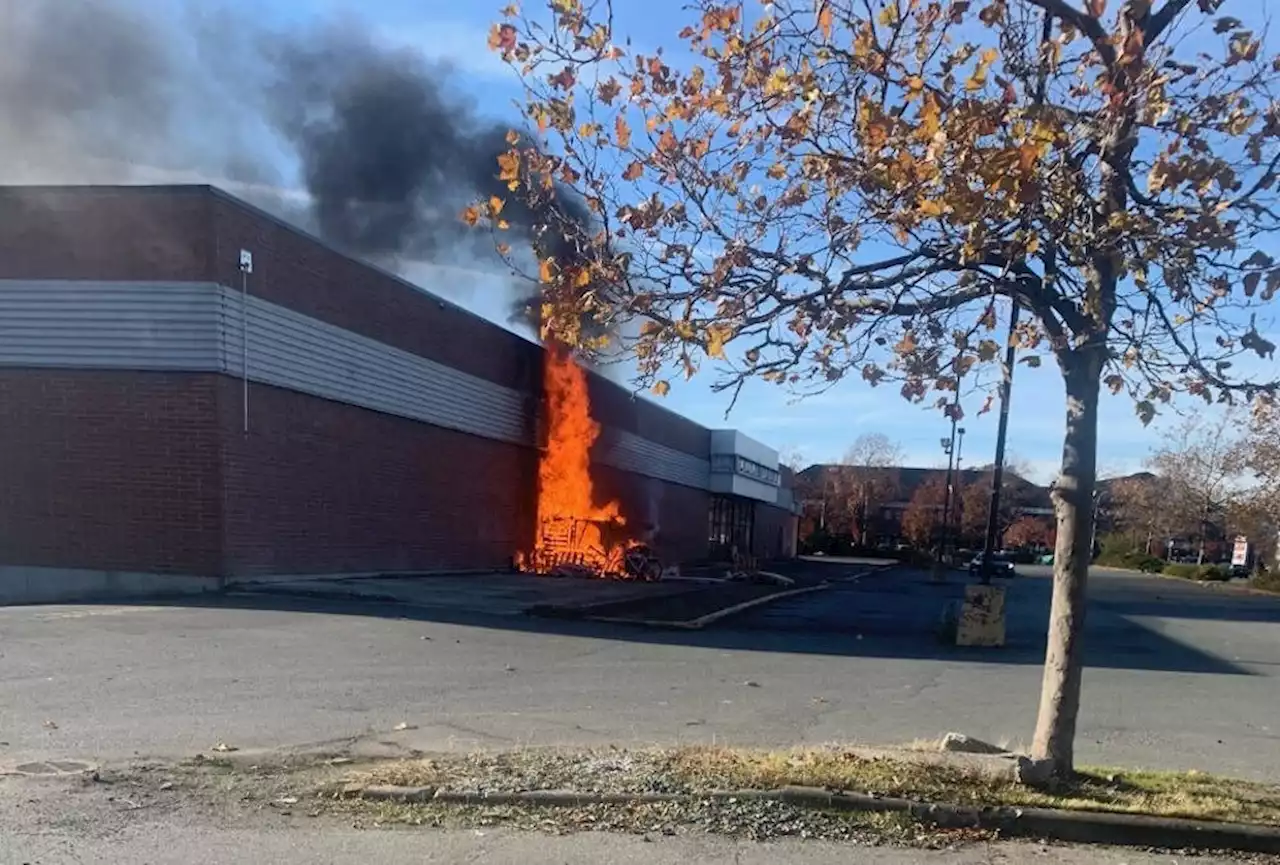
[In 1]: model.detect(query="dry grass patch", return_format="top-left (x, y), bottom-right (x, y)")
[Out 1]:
top-left (346, 746), bottom-right (1280, 826)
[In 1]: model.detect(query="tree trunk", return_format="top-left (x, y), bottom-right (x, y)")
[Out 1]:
top-left (1031, 350), bottom-right (1103, 778)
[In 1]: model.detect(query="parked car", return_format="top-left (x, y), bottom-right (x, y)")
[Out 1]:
top-left (969, 551), bottom-right (1017, 578)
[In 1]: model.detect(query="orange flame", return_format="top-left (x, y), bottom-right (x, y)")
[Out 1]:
top-left (520, 343), bottom-right (636, 577)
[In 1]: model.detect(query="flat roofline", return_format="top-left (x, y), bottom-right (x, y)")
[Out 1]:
top-left (0, 182), bottom-right (726, 444)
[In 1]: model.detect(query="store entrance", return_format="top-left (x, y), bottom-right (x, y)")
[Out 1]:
top-left (709, 494), bottom-right (754, 560)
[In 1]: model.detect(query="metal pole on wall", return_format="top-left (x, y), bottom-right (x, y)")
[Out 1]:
top-left (239, 250), bottom-right (253, 434)
top-left (981, 298), bottom-right (1020, 583)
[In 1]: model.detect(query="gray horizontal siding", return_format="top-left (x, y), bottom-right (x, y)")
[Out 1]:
top-left (0, 278), bottom-right (713, 489)
top-left (0, 280), bottom-right (223, 369)
top-left (596, 429), bottom-right (711, 490)
top-left (217, 286), bottom-right (530, 446)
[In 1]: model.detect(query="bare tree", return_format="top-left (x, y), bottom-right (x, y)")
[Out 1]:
top-left (484, 0), bottom-right (1280, 778)
top-left (1236, 402), bottom-right (1280, 567)
top-left (1105, 474), bottom-right (1175, 554)
top-left (829, 433), bottom-right (904, 545)
top-left (1148, 412), bottom-right (1246, 562)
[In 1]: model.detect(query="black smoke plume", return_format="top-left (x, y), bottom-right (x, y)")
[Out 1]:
top-left (0, 0), bottom-right (592, 316)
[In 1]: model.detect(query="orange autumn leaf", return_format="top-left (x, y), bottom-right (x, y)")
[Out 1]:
top-left (622, 160), bottom-right (645, 180)
top-left (497, 151), bottom-right (521, 183)
top-left (615, 114), bottom-right (632, 149)
top-left (817, 3), bottom-right (833, 39)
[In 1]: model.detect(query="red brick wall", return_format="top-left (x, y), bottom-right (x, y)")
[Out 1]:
top-left (0, 369), bottom-right (223, 575)
top-left (216, 378), bottom-right (538, 577)
top-left (0, 186), bottom-right (213, 281)
top-left (591, 464), bottom-right (711, 565)
top-left (0, 366), bottom-right (714, 578)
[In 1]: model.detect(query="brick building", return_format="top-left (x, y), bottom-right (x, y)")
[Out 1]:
top-left (0, 185), bottom-right (799, 603)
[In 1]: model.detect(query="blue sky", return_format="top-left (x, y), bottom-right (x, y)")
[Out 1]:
top-left (251, 0), bottom-right (1272, 483)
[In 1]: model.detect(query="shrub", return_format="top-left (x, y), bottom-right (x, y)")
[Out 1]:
top-left (1251, 569), bottom-right (1280, 594)
top-left (1197, 565), bottom-right (1231, 582)
top-left (1163, 563), bottom-right (1231, 581)
top-left (1129, 553), bottom-right (1166, 573)
top-left (1096, 548), bottom-right (1164, 573)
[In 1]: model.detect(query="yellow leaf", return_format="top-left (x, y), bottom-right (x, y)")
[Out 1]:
top-left (767, 163), bottom-right (787, 179)
top-left (623, 161), bottom-right (644, 181)
top-left (496, 219), bottom-right (510, 230)
top-left (652, 380), bottom-right (671, 397)
top-left (460, 205), bottom-right (480, 227)
top-left (489, 195), bottom-right (505, 215)
top-left (615, 114), bottom-right (632, 149)
top-left (573, 268), bottom-right (591, 289)
top-left (539, 259), bottom-right (556, 283)
top-left (918, 94), bottom-right (941, 141)
top-left (918, 198), bottom-right (946, 217)
top-left (765, 67), bottom-right (790, 97)
top-left (706, 325), bottom-right (731, 359)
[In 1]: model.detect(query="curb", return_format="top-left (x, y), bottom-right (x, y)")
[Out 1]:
top-left (583, 582), bottom-right (834, 630)
top-left (342, 783), bottom-right (1280, 853)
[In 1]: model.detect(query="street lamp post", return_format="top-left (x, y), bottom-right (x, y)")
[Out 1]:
top-left (954, 426), bottom-right (967, 539)
top-left (981, 298), bottom-right (1021, 584)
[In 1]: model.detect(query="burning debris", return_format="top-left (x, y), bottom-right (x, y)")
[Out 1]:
top-left (519, 345), bottom-right (660, 581)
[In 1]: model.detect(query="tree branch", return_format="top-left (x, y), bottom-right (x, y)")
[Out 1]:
top-left (1145, 0), bottom-right (1197, 43)
top-left (1022, 0), bottom-right (1117, 67)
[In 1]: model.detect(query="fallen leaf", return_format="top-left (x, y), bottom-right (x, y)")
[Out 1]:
top-left (159, 781), bottom-right (174, 791)
top-left (744, 680), bottom-right (761, 688)
top-left (212, 743), bottom-right (238, 753)
top-left (43, 720), bottom-right (58, 730)
top-left (392, 722), bottom-right (418, 732)
top-left (274, 796), bottom-right (299, 806)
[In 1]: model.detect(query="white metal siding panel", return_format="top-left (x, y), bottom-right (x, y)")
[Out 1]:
top-left (709, 472), bottom-right (779, 503)
top-left (0, 280), bottom-right (223, 370)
